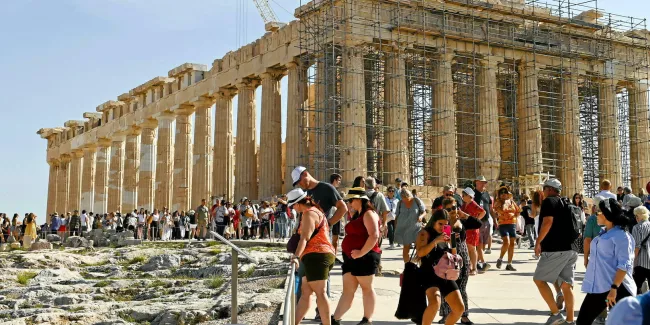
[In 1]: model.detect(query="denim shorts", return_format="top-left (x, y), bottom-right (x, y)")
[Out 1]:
top-left (498, 224), bottom-right (517, 238)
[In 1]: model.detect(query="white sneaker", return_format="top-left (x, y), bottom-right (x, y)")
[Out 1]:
top-left (389, 244), bottom-right (395, 249)
top-left (485, 248), bottom-right (492, 254)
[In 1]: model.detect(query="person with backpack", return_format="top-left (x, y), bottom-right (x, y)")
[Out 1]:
top-left (631, 206), bottom-right (650, 294)
top-left (533, 178), bottom-right (578, 325)
top-left (365, 177), bottom-right (389, 248)
top-left (577, 198), bottom-right (636, 325)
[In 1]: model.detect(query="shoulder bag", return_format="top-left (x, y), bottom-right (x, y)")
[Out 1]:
top-left (287, 212), bottom-right (325, 254)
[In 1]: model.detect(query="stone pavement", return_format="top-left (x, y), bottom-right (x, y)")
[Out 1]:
top-left (300, 237), bottom-right (588, 325)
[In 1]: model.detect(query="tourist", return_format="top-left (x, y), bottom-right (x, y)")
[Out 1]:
top-left (631, 206), bottom-right (650, 294)
top-left (50, 213), bottom-right (61, 236)
top-left (394, 187), bottom-right (426, 262)
top-left (241, 198), bottom-right (255, 240)
top-left (438, 198), bottom-right (472, 325)
top-left (58, 212), bottom-right (68, 242)
top-left (605, 290), bottom-right (649, 325)
top-left (171, 211), bottom-right (181, 239)
top-left (80, 209), bottom-right (88, 234)
top-left (127, 210), bottom-right (137, 233)
top-left (416, 209), bottom-right (465, 325)
top-left (473, 176), bottom-right (493, 272)
top-left (136, 209), bottom-right (145, 239)
top-left (616, 186), bottom-right (625, 203)
top-left (1, 214), bottom-right (9, 243)
top-left (531, 190), bottom-right (544, 260)
top-left (432, 185), bottom-right (462, 211)
top-left (577, 198), bottom-right (636, 325)
top-left (352, 176), bottom-right (365, 188)
top-left (493, 185), bottom-right (521, 271)
top-left (521, 199), bottom-right (536, 249)
top-left (365, 177), bottom-right (389, 248)
top-left (385, 186), bottom-right (399, 249)
top-left (394, 178), bottom-right (403, 201)
top-left (330, 173), bottom-right (343, 259)
top-left (584, 196), bottom-right (605, 267)
top-left (186, 210), bottom-right (196, 240)
top-left (251, 204), bottom-right (261, 239)
top-left (598, 180), bottom-right (617, 200)
top-left (259, 201), bottom-right (273, 239)
top-left (69, 210), bottom-right (81, 237)
top-left (533, 178), bottom-right (578, 325)
top-left (288, 188), bottom-right (335, 325)
top-left (459, 187), bottom-right (485, 276)
top-left (215, 200), bottom-right (229, 237)
top-left (196, 199), bottom-right (210, 241)
top-left (571, 193), bottom-right (587, 253)
top-left (275, 195), bottom-right (289, 241)
top-left (23, 213), bottom-right (37, 245)
top-left (150, 209), bottom-right (160, 241)
top-left (88, 212), bottom-right (95, 231)
top-left (232, 204), bottom-right (241, 240)
top-left (331, 187), bottom-right (381, 325)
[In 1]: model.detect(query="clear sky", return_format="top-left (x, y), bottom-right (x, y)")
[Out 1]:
top-left (0, 0), bottom-right (645, 218)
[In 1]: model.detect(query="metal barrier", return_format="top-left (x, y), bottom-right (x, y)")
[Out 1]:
top-left (282, 262), bottom-right (297, 325)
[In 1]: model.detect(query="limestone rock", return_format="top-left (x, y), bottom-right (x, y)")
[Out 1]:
top-left (64, 236), bottom-right (91, 248)
top-left (53, 295), bottom-right (78, 306)
top-left (10, 242), bottom-right (21, 249)
top-left (32, 268), bottom-right (84, 285)
top-left (46, 234), bottom-right (61, 242)
top-left (140, 254), bottom-right (181, 271)
top-left (29, 241), bottom-right (52, 251)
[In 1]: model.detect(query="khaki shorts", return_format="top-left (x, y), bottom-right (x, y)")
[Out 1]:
top-left (533, 250), bottom-right (578, 286)
top-left (197, 220), bottom-right (207, 227)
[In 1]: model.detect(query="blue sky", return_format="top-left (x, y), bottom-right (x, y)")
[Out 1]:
top-left (0, 0), bottom-right (643, 218)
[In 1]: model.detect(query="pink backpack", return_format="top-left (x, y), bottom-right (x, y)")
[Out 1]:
top-left (434, 252), bottom-right (464, 281)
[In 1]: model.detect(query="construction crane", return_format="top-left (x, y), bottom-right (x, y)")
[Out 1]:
top-left (252, 0), bottom-right (285, 32)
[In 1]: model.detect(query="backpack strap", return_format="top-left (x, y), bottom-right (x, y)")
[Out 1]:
top-left (640, 230), bottom-right (650, 250)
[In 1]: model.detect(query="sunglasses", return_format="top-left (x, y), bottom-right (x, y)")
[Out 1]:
top-left (499, 190), bottom-right (508, 194)
top-left (388, 190), bottom-right (395, 193)
top-left (445, 206), bottom-right (457, 211)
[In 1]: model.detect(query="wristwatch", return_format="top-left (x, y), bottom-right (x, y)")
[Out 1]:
top-left (610, 284), bottom-right (619, 290)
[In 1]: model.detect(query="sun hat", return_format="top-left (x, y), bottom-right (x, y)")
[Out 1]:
top-left (475, 175), bottom-right (488, 182)
top-left (543, 178), bottom-right (562, 192)
top-left (291, 166), bottom-right (307, 187)
top-left (345, 187), bottom-right (370, 201)
top-left (286, 188), bottom-right (308, 207)
top-left (497, 185), bottom-right (512, 194)
top-left (462, 187), bottom-right (475, 198)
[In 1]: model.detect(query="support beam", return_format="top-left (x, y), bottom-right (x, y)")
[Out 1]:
top-left (516, 60), bottom-right (544, 176)
top-left (477, 57), bottom-right (501, 184)
top-left (80, 146), bottom-right (96, 212)
top-left (68, 150), bottom-right (84, 212)
top-left (57, 155), bottom-right (71, 214)
top-left (628, 81), bottom-right (650, 194)
top-left (259, 70), bottom-right (284, 198)
top-left (432, 52), bottom-right (457, 186)
top-left (384, 52), bottom-right (409, 184)
top-left (94, 139), bottom-right (111, 215)
top-left (173, 107), bottom-right (194, 212)
top-left (107, 136), bottom-right (125, 213)
top-left (340, 47), bottom-right (367, 186)
top-left (558, 68), bottom-right (584, 195)
top-left (192, 98), bottom-right (214, 207)
top-left (155, 113), bottom-right (175, 211)
top-left (138, 120), bottom-right (157, 212)
top-left (123, 127), bottom-right (141, 213)
top-left (213, 89), bottom-right (235, 202)
top-left (235, 80), bottom-right (259, 200)
top-left (285, 62), bottom-right (309, 192)
top-left (47, 160), bottom-right (59, 215)
top-left (598, 78), bottom-right (623, 187)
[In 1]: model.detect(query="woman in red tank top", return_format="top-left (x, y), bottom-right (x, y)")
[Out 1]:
top-left (331, 187), bottom-right (381, 325)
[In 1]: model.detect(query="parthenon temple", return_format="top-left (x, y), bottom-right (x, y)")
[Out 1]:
top-left (39, 0), bottom-right (650, 215)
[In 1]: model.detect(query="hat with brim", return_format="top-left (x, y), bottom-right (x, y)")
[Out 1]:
top-left (497, 186), bottom-right (512, 194)
top-left (286, 188), bottom-right (308, 207)
top-left (475, 175), bottom-right (488, 183)
top-left (345, 187), bottom-right (370, 201)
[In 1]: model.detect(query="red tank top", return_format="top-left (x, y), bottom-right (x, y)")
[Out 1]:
top-left (342, 212), bottom-right (382, 257)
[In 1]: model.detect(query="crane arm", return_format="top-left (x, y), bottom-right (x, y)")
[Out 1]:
top-left (252, 0), bottom-right (279, 24)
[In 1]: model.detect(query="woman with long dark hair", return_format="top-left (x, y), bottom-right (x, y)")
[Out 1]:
top-left (331, 187), bottom-right (381, 325)
top-left (493, 186), bottom-right (521, 271)
top-left (572, 193), bottom-right (586, 253)
top-left (577, 198), bottom-right (636, 325)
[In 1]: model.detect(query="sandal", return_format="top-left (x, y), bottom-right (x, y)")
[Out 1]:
top-left (460, 317), bottom-right (474, 325)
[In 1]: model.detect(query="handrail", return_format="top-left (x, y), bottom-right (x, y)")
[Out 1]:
top-left (207, 230), bottom-right (258, 263)
top-left (283, 262), bottom-right (297, 325)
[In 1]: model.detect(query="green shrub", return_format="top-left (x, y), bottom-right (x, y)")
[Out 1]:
top-left (16, 271), bottom-right (37, 285)
top-left (205, 276), bottom-right (225, 289)
top-left (94, 280), bottom-right (112, 288)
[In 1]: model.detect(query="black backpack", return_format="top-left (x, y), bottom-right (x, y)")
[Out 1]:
top-left (560, 197), bottom-right (582, 241)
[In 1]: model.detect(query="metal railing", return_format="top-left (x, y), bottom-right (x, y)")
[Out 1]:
top-left (282, 262), bottom-right (297, 325)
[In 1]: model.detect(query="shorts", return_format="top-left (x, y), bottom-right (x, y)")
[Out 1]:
top-left (331, 221), bottom-right (341, 236)
top-left (342, 251), bottom-right (381, 277)
top-left (479, 221), bottom-right (491, 244)
top-left (498, 224), bottom-right (517, 238)
top-left (465, 229), bottom-right (480, 246)
top-left (301, 253), bottom-right (335, 282)
top-left (59, 226), bottom-right (66, 232)
top-left (533, 250), bottom-right (578, 286)
top-left (420, 268), bottom-right (459, 298)
top-left (197, 220), bottom-right (207, 227)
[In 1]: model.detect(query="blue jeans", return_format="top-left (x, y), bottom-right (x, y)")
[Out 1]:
top-left (277, 216), bottom-right (288, 238)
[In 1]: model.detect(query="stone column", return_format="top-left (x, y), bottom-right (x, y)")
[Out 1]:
top-left (138, 120), bottom-right (157, 211)
top-left (67, 150), bottom-right (84, 211)
top-left (432, 52), bottom-right (457, 186)
top-left (260, 70), bottom-right (284, 198)
top-left (598, 79), bottom-right (623, 187)
top-left (57, 155), bottom-right (71, 214)
top-left (192, 99), bottom-right (214, 207)
top-left (80, 146), bottom-right (96, 212)
top-left (384, 52), bottom-right (410, 184)
top-left (47, 160), bottom-right (59, 215)
top-left (558, 69), bottom-right (584, 195)
top-left (340, 47), bottom-right (367, 185)
top-left (235, 80), bottom-right (259, 200)
top-left (517, 60), bottom-right (544, 176)
top-left (94, 140), bottom-right (111, 214)
top-left (213, 89), bottom-right (235, 202)
top-left (107, 136), bottom-right (125, 213)
top-left (173, 108), bottom-right (193, 212)
top-left (155, 113), bottom-right (175, 210)
top-left (285, 62), bottom-right (309, 192)
top-left (122, 128), bottom-right (141, 212)
top-left (476, 57), bottom-right (501, 183)
top-left (629, 81), bottom-right (650, 194)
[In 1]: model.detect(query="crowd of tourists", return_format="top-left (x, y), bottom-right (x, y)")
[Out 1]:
top-left (284, 166), bottom-right (650, 325)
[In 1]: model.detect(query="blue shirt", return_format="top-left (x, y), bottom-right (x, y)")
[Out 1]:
top-left (50, 216), bottom-right (61, 231)
top-left (606, 291), bottom-right (649, 325)
top-left (583, 214), bottom-right (603, 239)
top-left (582, 226), bottom-right (637, 295)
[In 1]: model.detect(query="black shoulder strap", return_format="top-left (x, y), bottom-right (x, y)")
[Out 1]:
top-left (370, 191), bottom-right (379, 202)
top-left (641, 230), bottom-right (650, 248)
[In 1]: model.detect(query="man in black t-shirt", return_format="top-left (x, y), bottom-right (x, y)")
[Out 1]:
top-left (473, 176), bottom-right (494, 273)
top-left (533, 178), bottom-right (578, 325)
top-left (520, 200), bottom-right (536, 248)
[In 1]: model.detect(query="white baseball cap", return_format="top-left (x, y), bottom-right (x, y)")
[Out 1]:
top-left (286, 188), bottom-right (308, 207)
top-left (291, 166), bottom-right (307, 187)
top-left (462, 187), bottom-right (475, 198)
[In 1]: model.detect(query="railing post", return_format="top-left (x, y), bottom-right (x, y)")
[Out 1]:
top-left (232, 248), bottom-right (238, 324)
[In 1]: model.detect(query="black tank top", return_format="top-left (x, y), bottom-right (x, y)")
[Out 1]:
top-left (420, 227), bottom-right (450, 273)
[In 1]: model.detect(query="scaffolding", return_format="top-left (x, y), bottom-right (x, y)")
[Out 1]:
top-left (297, 0), bottom-right (649, 197)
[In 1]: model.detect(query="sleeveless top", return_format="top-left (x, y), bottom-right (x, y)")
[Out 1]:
top-left (300, 207), bottom-right (335, 258)
top-left (420, 227), bottom-right (450, 273)
top-left (342, 211), bottom-right (382, 257)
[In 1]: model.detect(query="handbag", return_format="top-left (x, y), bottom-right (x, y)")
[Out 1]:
top-left (433, 251), bottom-right (464, 281)
top-left (395, 247), bottom-right (426, 321)
top-left (287, 214), bottom-right (325, 253)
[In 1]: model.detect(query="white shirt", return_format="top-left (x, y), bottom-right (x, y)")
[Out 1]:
top-left (597, 190), bottom-right (617, 200)
top-left (385, 197), bottom-right (399, 221)
top-left (260, 207), bottom-right (273, 220)
top-left (153, 213), bottom-right (160, 222)
top-left (137, 214), bottom-right (145, 223)
top-left (81, 213), bottom-right (87, 226)
top-left (88, 215), bottom-right (94, 228)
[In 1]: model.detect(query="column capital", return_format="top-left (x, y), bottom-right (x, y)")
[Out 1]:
top-left (236, 78), bottom-right (260, 90)
top-left (60, 154), bottom-right (71, 163)
top-left (82, 145), bottom-right (97, 153)
top-left (170, 103), bottom-right (195, 116)
top-left (137, 118), bottom-right (158, 129)
top-left (286, 60), bottom-right (300, 69)
top-left (155, 111), bottom-right (177, 122)
top-left (518, 59), bottom-right (545, 71)
top-left (436, 51), bottom-right (455, 62)
top-left (478, 56), bottom-right (501, 68)
top-left (191, 95), bottom-right (216, 109)
top-left (126, 126), bottom-right (142, 136)
top-left (48, 158), bottom-right (60, 166)
top-left (97, 138), bottom-right (112, 148)
top-left (111, 134), bottom-right (127, 142)
top-left (261, 68), bottom-right (286, 81)
top-left (215, 87), bottom-right (236, 100)
top-left (70, 150), bottom-right (84, 158)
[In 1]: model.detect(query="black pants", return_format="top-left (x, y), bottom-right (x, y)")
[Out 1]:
top-left (576, 286), bottom-right (632, 325)
top-left (387, 220), bottom-right (395, 245)
top-left (633, 266), bottom-right (650, 294)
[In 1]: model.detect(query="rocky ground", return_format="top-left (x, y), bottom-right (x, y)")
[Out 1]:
top-left (0, 241), bottom-right (290, 325)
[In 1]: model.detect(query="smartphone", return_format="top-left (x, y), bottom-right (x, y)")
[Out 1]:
top-left (442, 225), bottom-right (451, 237)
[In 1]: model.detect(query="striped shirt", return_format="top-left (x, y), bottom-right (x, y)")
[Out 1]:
top-left (632, 220), bottom-right (650, 269)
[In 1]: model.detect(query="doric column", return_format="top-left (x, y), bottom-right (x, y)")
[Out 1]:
top-left (192, 98), bottom-right (214, 207)
top-left (80, 146), bottom-right (96, 212)
top-left (517, 60), bottom-right (544, 176)
top-left (629, 81), bottom-right (650, 194)
top-left (558, 68), bottom-right (584, 195)
top-left (122, 127), bottom-right (141, 213)
top-left (138, 119), bottom-right (157, 211)
top-left (94, 139), bottom-right (111, 214)
top-left (340, 47), bottom-right (367, 186)
top-left (384, 51), bottom-right (409, 184)
top-left (285, 62), bottom-right (309, 192)
top-left (598, 78), bottom-right (623, 187)
top-left (67, 150), bottom-right (84, 211)
top-left (432, 52), bottom-right (457, 186)
top-left (107, 136), bottom-right (125, 213)
top-left (155, 113), bottom-right (175, 210)
top-left (477, 57), bottom-right (501, 183)
top-left (235, 80), bottom-right (260, 200)
top-left (57, 155), bottom-right (71, 214)
top-left (213, 89), bottom-right (235, 202)
top-left (260, 70), bottom-right (284, 198)
top-left (173, 107), bottom-right (193, 212)
top-left (47, 160), bottom-right (59, 215)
